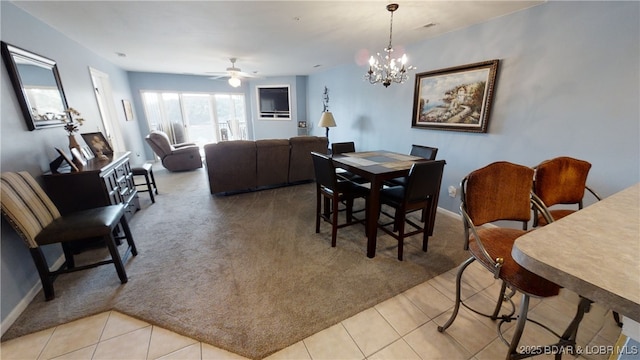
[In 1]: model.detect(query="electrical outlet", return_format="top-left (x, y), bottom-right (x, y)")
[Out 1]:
top-left (448, 185), bottom-right (457, 198)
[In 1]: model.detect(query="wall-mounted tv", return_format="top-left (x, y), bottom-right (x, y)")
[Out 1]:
top-left (257, 85), bottom-right (291, 120)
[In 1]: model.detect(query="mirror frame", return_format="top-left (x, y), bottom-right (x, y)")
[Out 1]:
top-left (1, 41), bottom-right (69, 131)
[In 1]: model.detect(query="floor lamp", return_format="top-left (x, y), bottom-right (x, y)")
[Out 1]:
top-left (318, 111), bottom-right (336, 144)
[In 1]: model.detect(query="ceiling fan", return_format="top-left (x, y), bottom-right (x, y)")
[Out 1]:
top-left (207, 58), bottom-right (259, 87)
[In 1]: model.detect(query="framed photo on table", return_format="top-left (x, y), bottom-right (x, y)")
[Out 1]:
top-left (70, 147), bottom-right (87, 166)
top-left (81, 132), bottom-right (113, 157)
top-left (52, 147), bottom-right (79, 173)
top-left (411, 59), bottom-right (499, 133)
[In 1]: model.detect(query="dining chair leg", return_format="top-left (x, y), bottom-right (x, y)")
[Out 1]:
top-left (346, 197), bottom-right (354, 224)
top-left (61, 242), bottom-right (76, 268)
top-left (331, 195), bottom-right (339, 247)
top-left (397, 214), bottom-right (406, 261)
top-left (438, 257), bottom-right (475, 332)
top-left (315, 187), bottom-right (321, 233)
top-left (30, 248), bottom-right (55, 300)
top-left (422, 229), bottom-right (429, 252)
top-left (507, 294), bottom-right (530, 360)
top-left (491, 281), bottom-right (509, 319)
top-left (119, 215), bottom-right (138, 256)
top-left (323, 197), bottom-right (331, 219)
top-left (104, 235), bottom-right (128, 284)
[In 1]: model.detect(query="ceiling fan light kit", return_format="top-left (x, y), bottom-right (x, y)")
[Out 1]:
top-left (208, 58), bottom-right (259, 87)
top-left (228, 75), bottom-right (241, 87)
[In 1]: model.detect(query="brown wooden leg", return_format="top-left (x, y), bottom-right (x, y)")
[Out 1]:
top-left (331, 194), bottom-right (339, 247)
top-left (315, 186), bottom-right (321, 233)
top-left (30, 248), bottom-right (55, 301)
top-left (104, 235), bottom-right (128, 284)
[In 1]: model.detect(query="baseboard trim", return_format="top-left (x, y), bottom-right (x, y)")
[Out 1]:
top-left (437, 206), bottom-right (461, 220)
top-left (1, 254), bottom-right (65, 337)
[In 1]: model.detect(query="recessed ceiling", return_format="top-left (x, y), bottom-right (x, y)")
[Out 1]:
top-left (11, 1), bottom-right (544, 77)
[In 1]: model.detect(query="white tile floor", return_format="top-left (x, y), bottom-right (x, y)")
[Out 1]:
top-left (1, 261), bottom-right (622, 360)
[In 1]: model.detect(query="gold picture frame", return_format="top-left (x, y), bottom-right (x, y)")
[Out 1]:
top-left (411, 59), bottom-right (499, 133)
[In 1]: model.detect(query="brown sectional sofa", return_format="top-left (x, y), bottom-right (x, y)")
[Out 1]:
top-left (204, 136), bottom-right (328, 194)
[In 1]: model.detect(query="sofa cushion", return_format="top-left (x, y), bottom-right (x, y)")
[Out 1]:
top-left (288, 136), bottom-right (328, 183)
top-left (256, 139), bottom-right (290, 187)
top-left (204, 141), bottom-right (257, 194)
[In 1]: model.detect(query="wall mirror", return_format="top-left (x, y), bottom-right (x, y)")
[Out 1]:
top-left (1, 41), bottom-right (69, 130)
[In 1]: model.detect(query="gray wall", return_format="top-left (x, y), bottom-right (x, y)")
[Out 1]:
top-left (1, 2), bottom-right (144, 327)
top-left (307, 1), bottom-right (639, 213)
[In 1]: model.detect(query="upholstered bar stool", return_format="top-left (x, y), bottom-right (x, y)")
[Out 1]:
top-left (132, 162), bottom-right (158, 203)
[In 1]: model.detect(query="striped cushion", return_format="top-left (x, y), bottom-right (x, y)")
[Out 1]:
top-left (0, 172), bottom-right (60, 248)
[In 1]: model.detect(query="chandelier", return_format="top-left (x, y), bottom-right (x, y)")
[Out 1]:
top-left (365, 3), bottom-right (415, 87)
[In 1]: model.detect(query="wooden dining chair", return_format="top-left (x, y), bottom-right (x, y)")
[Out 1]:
top-left (532, 156), bottom-right (623, 327)
top-left (438, 161), bottom-right (591, 359)
top-left (311, 152), bottom-right (369, 247)
top-left (378, 160), bottom-right (445, 260)
top-left (0, 171), bottom-right (138, 300)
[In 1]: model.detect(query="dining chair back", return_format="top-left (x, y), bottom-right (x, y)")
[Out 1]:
top-left (0, 171), bottom-right (138, 300)
top-left (330, 142), bottom-right (368, 184)
top-left (378, 160), bottom-right (446, 260)
top-left (331, 142), bottom-right (356, 154)
top-left (532, 156), bottom-right (601, 226)
top-left (409, 144), bottom-right (438, 160)
top-left (311, 152), bottom-right (369, 247)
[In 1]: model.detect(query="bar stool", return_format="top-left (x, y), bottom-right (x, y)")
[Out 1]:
top-left (132, 162), bottom-right (158, 203)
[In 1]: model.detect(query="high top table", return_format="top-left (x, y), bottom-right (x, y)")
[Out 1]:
top-left (512, 183), bottom-right (640, 323)
top-left (331, 151), bottom-right (427, 258)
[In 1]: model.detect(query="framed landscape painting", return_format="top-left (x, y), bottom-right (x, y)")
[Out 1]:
top-left (411, 59), bottom-right (499, 133)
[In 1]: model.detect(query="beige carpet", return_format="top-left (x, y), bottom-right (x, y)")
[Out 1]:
top-left (2, 165), bottom-right (468, 359)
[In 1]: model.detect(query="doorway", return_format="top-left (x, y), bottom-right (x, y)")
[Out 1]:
top-left (89, 67), bottom-right (125, 152)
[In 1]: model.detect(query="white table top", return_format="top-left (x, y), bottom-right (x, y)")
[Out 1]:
top-left (512, 183), bottom-right (640, 322)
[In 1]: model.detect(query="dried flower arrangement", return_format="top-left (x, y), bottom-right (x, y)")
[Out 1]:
top-left (61, 107), bottom-right (85, 135)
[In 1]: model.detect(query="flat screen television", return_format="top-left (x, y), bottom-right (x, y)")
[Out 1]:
top-left (257, 85), bottom-right (290, 120)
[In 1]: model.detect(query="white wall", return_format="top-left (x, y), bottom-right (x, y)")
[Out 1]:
top-left (307, 1), bottom-right (639, 214)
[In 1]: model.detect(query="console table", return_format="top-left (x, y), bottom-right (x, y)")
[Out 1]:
top-left (43, 152), bottom-right (140, 219)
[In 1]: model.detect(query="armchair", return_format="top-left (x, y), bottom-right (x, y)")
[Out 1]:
top-left (145, 130), bottom-right (202, 172)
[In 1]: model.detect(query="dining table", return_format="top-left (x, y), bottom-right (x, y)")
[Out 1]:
top-left (512, 182), bottom-right (640, 324)
top-left (331, 150), bottom-right (428, 258)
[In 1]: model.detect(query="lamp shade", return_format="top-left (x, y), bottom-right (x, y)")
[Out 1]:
top-left (318, 111), bottom-right (336, 128)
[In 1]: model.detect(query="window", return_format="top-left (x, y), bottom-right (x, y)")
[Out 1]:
top-left (141, 91), bottom-right (247, 147)
top-left (257, 85), bottom-right (291, 120)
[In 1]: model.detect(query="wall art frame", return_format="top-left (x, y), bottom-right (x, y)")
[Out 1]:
top-left (122, 99), bottom-right (134, 121)
top-left (411, 59), bottom-right (499, 133)
top-left (81, 132), bottom-right (113, 157)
